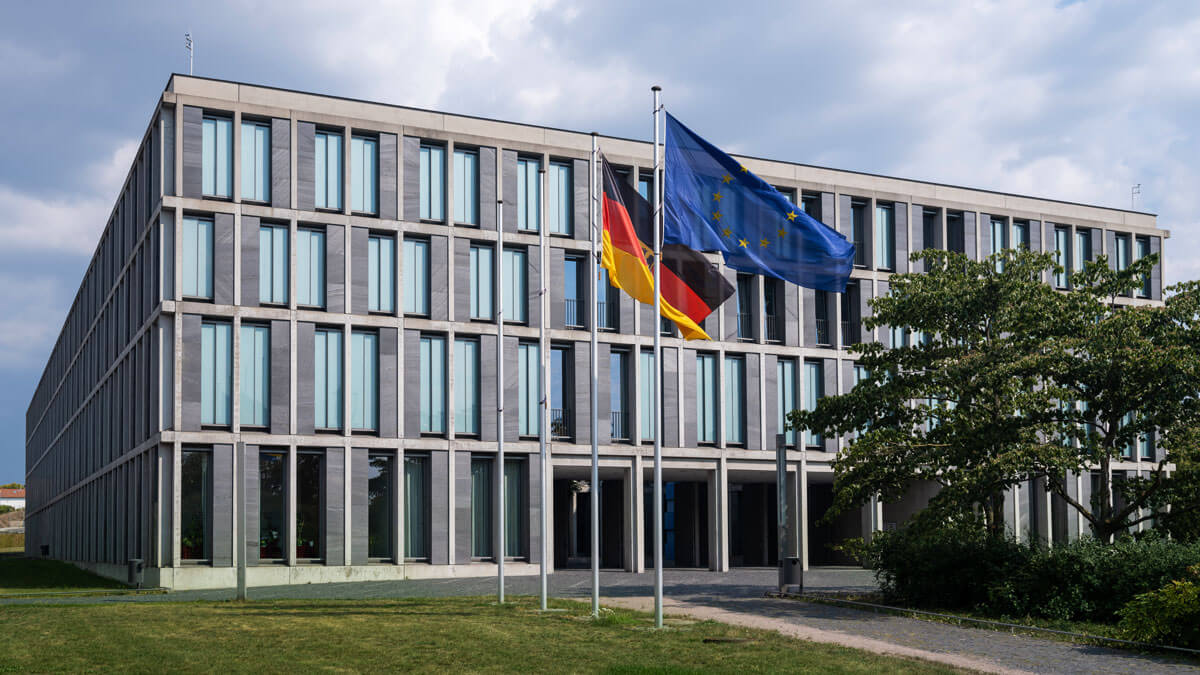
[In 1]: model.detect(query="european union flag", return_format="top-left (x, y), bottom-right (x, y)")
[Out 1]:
top-left (663, 112), bottom-right (855, 293)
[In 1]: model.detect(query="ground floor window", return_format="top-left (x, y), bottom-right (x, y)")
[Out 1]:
top-left (259, 451), bottom-right (286, 560)
top-left (471, 457), bottom-right (493, 559)
top-left (504, 458), bottom-right (527, 559)
top-left (181, 449), bottom-right (212, 561)
top-left (296, 451), bottom-right (325, 561)
top-left (368, 454), bottom-right (394, 561)
top-left (405, 455), bottom-right (430, 560)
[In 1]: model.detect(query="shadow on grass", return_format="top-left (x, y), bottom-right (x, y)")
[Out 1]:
top-left (0, 558), bottom-right (127, 593)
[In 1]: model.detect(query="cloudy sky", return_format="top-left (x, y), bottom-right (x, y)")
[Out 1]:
top-left (2, 0), bottom-right (1198, 483)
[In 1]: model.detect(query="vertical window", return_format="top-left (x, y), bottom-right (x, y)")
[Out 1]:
top-left (564, 255), bottom-right (583, 327)
top-left (1139, 428), bottom-right (1153, 460)
top-left (314, 328), bottom-right (343, 430)
top-left (469, 244), bottom-right (493, 320)
top-left (610, 350), bottom-right (629, 441)
top-left (404, 455), bottom-right (429, 559)
top-left (350, 135), bottom-right (378, 214)
top-left (350, 331), bottom-right (378, 432)
top-left (454, 149), bottom-right (479, 225)
top-left (990, 217), bottom-right (1006, 270)
top-left (1135, 236), bottom-right (1151, 298)
top-left (200, 322), bottom-right (232, 426)
top-left (890, 325), bottom-right (908, 349)
top-left (419, 335), bottom-right (446, 434)
top-left (736, 274), bottom-right (755, 339)
top-left (504, 459), bottom-right (526, 558)
top-left (296, 451), bottom-right (324, 561)
top-left (947, 211), bottom-right (965, 255)
top-left (182, 217), bottom-right (214, 299)
top-left (419, 144), bottom-right (445, 221)
top-left (1011, 221), bottom-right (1029, 250)
top-left (874, 203), bottom-right (895, 270)
top-left (638, 172), bottom-right (653, 204)
top-left (367, 234), bottom-right (396, 313)
top-left (259, 224), bottom-right (289, 304)
top-left (547, 161), bottom-right (572, 235)
top-left (1115, 234), bottom-right (1131, 271)
top-left (597, 268), bottom-right (616, 329)
top-left (922, 209), bottom-right (939, 251)
top-left (296, 228), bottom-right (326, 308)
top-left (518, 342), bottom-right (539, 436)
top-left (202, 115), bottom-right (233, 198)
top-left (814, 290), bottom-right (830, 346)
top-left (240, 120), bottom-right (270, 202)
top-left (239, 324), bottom-right (269, 427)
top-left (471, 457), bottom-right (493, 559)
top-left (851, 201), bottom-right (867, 267)
top-left (777, 359), bottom-right (797, 447)
top-left (503, 248), bottom-right (527, 323)
top-left (804, 361), bottom-right (824, 448)
top-left (1053, 227), bottom-right (1070, 288)
top-left (724, 355), bottom-right (745, 445)
top-left (840, 283), bottom-right (860, 345)
top-left (517, 157), bottom-right (541, 231)
top-left (696, 353), bottom-right (718, 444)
top-left (454, 338), bottom-right (480, 435)
top-left (550, 345), bottom-right (571, 440)
top-left (403, 239), bottom-right (430, 315)
top-left (774, 186), bottom-right (796, 204)
top-left (314, 131), bottom-right (343, 210)
top-left (640, 350), bottom-right (656, 441)
top-left (764, 280), bottom-right (781, 342)
top-left (259, 451), bottom-right (286, 560)
top-left (367, 454), bottom-right (394, 561)
top-left (1074, 229), bottom-right (1092, 272)
top-left (180, 449), bottom-right (212, 561)
top-left (801, 193), bottom-right (820, 219)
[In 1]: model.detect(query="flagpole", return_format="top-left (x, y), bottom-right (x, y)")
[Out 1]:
top-left (589, 133), bottom-right (601, 617)
top-left (651, 85), bottom-right (664, 630)
top-left (539, 164), bottom-right (550, 612)
top-left (496, 193), bottom-right (505, 604)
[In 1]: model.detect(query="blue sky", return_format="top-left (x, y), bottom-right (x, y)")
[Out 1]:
top-left (3, 0), bottom-right (1199, 484)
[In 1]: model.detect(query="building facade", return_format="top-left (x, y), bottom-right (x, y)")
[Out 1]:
top-left (24, 75), bottom-right (1169, 589)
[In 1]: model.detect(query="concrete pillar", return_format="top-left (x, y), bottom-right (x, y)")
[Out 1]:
top-left (708, 458), bottom-right (729, 572)
top-left (624, 455), bottom-right (645, 572)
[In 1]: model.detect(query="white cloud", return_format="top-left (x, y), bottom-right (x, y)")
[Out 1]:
top-left (0, 275), bottom-right (64, 370)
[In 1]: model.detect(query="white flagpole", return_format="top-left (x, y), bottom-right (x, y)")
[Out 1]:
top-left (651, 85), bottom-right (664, 630)
top-left (589, 133), bottom-right (601, 617)
top-left (496, 193), bottom-right (505, 604)
top-left (539, 165), bottom-right (550, 611)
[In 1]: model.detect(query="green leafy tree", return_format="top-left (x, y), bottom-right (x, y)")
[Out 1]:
top-left (0, 483), bottom-right (22, 489)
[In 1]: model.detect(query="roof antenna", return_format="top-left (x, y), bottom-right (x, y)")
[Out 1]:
top-left (184, 32), bottom-right (194, 75)
top-left (1131, 183), bottom-right (1141, 210)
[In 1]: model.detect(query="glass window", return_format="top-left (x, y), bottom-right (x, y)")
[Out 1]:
top-left (922, 209), bottom-right (939, 251)
top-left (851, 201), bottom-right (867, 267)
top-left (504, 458), bottom-right (526, 558)
top-left (504, 248), bottom-right (527, 323)
top-left (296, 228), bottom-right (326, 308)
top-left (517, 157), bottom-right (540, 232)
top-left (296, 451), bottom-right (324, 561)
top-left (637, 172), bottom-right (653, 203)
top-left (564, 255), bottom-right (583, 327)
top-left (241, 120), bottom-right (270, 202)
top-left (455, 338), bottom-right (480, 435)
top-left (1011, 221), bottom-right (1029, 250)
top-left (814, 290), bottom-right (830, 346)
top-left (419, 144), bottom-right (445, 221)
top-left (947, 211), bottom-right (965, 254)
top-left (350, 135), bottom-right (378, 214)
top-left (202, 115), bottom-right (233, 198)
top-left (471, 457), bottom-right (493, 559)
top-left (201, 322), bottom-right (232, 426)
top-left (419, 335), bottom-right (446, 434)
top-left (990, 217), bottom-right (1006, 271)
top-left (736, 274), bottom-right (754, 339)
top-left (875, 203), bottom-right (895, 270)
top-left (454, 149), bottom-right (479, 225)
top-left (1116, 234), bottom-right (1131, 271)
top-left (469, 244), bottom-right (493, 320)
top-left (777, 359), bottom-right (797, 447)
top-left (314, 328), bottom-right (343, 430)
top-left (547, 161), bottom-right (572, 235)
top-left (640, 350), bottom-right (655, 441)
top-left (610, 350), bottom-right (628, 441)
top-left (350, 331), bottom-right (378, 431)
top-left (259, 224), bottom-right (289, 304)
top-left (518, 342), bottom-right (540, 437)
top-left (597, 268), bottom-right (616, 330)
top-left (367, 454), bottom-right (393, 561)
top-left (764, 279), bottom-right (781, 342)
top-left (1053, 227), bottom-right (1070, 288)
top-left (182, 217), bottom-right (214, 299)
top-left (314, 130), bottom-right (343, 210)
top-left (1074, 229), bottom-right (1092, 272)
top-left (259, 451), bottom-right (286, 560)
top-left (774, 186), bottom-right (796, 204)
top-left (1136, 236), bottom-right (1151, 298)
top-left (724, 356), bottom-right (745, 444)
top-left (550, 345), bottom-right (571, 440)
top-left (239, 324), bottom-right (269, 427)
top-left (696, 353), bottom-right (718, 444)
top-left (801, 193), bottom-right (820, 219)
top-left (890, 325), bottom-right (908, 349)
top-left (368, 234), bottom-right (395, 313)
top-left (404, 455), bottom-right (429, 559)
top-left (180, 449), bottom-right (211, 561)
top-left (804, 361), bottom-right (824, 447)
top-left (403, 239), bottom-right (430, 315)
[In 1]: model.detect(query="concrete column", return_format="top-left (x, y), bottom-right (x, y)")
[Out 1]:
top-left (624, 455), bottom-right (644, 572)
top-left (709, 458), bottom-right (729, 571)
top-left (286, 446), bottom-right (297, 567)
top-left (798, 457), bottom-right (809, 570)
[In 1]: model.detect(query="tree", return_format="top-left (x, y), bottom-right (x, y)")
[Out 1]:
top-left (0, 483), bottom-right (22, 489)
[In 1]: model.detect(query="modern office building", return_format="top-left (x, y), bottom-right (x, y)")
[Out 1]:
top-left (24, 75), bottom-right (1168, 588)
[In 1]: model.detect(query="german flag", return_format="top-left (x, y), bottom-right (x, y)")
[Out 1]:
top-left (600, 155), bottom-right (734, 340)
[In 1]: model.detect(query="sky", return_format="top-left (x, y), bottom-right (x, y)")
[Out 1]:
top-left (2, 0), bottom-right (1199, 484)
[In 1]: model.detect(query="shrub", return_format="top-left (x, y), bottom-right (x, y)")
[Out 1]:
top-left (1119, 564), bottom-right (1200, 648)
top-left (0, 505), bottom-right (13, 515)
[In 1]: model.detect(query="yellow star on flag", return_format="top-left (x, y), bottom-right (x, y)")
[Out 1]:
top-left (760, 238), bottom-right (770, 247)
top-left (721, 174), bottom-right (733, 184)
top-left (738, 238), bottom-right (749, 248)
top-left (777, 228), bottom-right (787, 238)
top-left (722, 227), bottom-right (732, 238)
top-left (740, 165), bottom-right (749, 173)
top-left (712, 192), bottom-right (722, 201)
top-left (786, 210), bottom-right (798, 221)
top-left (712, 212), bottom-right (722, 221)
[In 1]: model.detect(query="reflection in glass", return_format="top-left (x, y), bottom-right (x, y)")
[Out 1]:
top-left (181, 450), bottom-right (211, 561)
top-left (259, 451), bottom-right (286, 560)
top-left (368, 454), bottom-right (393, 560)
top-left (296, 452), bottom-right (324, 560)
top-left (405, 455), bottom-right (429, 559)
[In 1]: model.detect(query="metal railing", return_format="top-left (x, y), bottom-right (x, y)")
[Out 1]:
top-left (564, 299), bottom-right (583, 328)
top-left (610, 411), bottom-right (629, 441)
top-left (550, 408), bottom-right (573, 440)
top-left (597, 301), bottom-right (616, 330)
top-left (815, 318), bottom-right (831, 346)
top-left (737, 312), bottom-right (754, 339)
top-left (765, 314), bottom-right (781, 342)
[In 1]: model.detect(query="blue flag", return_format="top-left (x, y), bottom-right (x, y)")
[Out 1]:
top-left (663, 112), bottom-right (855, 293)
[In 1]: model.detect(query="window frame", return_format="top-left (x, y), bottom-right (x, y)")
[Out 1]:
top-left (419, 334), bottom-right (448, 436)
top-left (239, 323), bottom-right (270, 429)
top-left (469, 243), bottom-right (494, 321)
top-left (547, 160), bottom-right (573, 236)
top-left (313, 327), bottom-right (344, 432)
top-left (419, 143), bottom-right (446, 222)
top-left (350, 330), bottom-right (379, 433)
top-left (181, 216), bottom-right (214, 301)
top-left (516, 156), bottom-right (541, 232)
top-left (453, 147), bottom-right (480, 226)
top-left (200, 320), bottom-right (232, 428)
top-left (259, 222), bottom-right (289, 306)
top-left (350, 133), bottom-right (379, 216)
top-left (454, 337), bottom-right (481, 436)
top-left (874, 202), bottom-right (895, 270)
top-left (367, 232), bottom-right (396, 314)
top-left (180, 447), bottom-right (213, 564)
top-left (314, 129), bottom-right (344, 212)
top-left (202, 114), bottom-right (233, 200)
top-left (403, 238), bottom-right (431, 317)
top-left (240, 118), bottom-right (271, 203)
top-left (296, 226), bottom-right (327, 309)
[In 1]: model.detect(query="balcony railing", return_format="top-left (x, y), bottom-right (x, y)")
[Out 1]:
top-left (765, 313), bottom-right (781, 342)
top-left (597, 301), bottom-right (616, 330)
top-left (610, 411), bottom-right (629, 441)
top-left (550, 408), bottom-right (573, 440)
top-left (815, 318), bottom-right (831, 346)
top-left (564, 299), bottom-right (583, 328)
top-left (736, 312), bottom-right (754, 340)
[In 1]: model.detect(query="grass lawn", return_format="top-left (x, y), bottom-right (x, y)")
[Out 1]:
top-left (0, 596), bottom-right (962, 674)
top-left (0, 557), bottom-right (127, 595)
top-left (0, 532), bottom-right (22, 553)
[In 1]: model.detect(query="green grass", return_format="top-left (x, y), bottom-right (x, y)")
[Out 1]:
top-left (0, 557), bottom-right (126, 595)
top-left (0, 532), bottom-right (22, 553)
top-left (0, 597), bottom-right (962, 674)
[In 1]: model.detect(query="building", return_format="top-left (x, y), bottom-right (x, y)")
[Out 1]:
top-left (23, 75), bottom-right (1168, 589)
top-left (0, 488), bottom-right (25, 510)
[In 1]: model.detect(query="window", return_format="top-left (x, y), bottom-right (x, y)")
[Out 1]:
top-left (889, 325), bottom-right (908, 349)
top-left (638, 172), bottom-right (653, 203)
top-left (455, 338), bottom-right (480, 435)
top-left (947, 211), bottom-right (965, 255)
top-left (367, 234), bottom-right (395, 313)
top-left (419, 335), bottom-right (446, 434)
top-left (518, 342), bottom-right (539, 436)
top-left (403, 238), bottom-right (430, 315)
top-left (367, 454), bottom-right (394, 561)
top-left (610, 350), bottom-right (629, 441)
top-left (841, 283), bottom-right (861, 345)
top-left (404, 455), bottom-right (430, 560)
top-left (851, 200), bottom-right (867, 267)
top-left (1139, 428), bottom-right (1153, 460)
top-left (1053, 227), bottom-right (1070, 288)
top-left (201, 322), bottom-right (232, 426)
top-left (1074, 229), bottom-right (1092, 273)
top-left (801, 193), bottom-right (820, 219)
top-left (736, 274), bottom-right (755, 340)
top-left (724, 355), bottom-right (745, 445)
top-left (259, 451), bottom-right (286, 560)
top-left (180, 449), bottom-right (212, 561)
top-left (202, 115), bottom-right (232, 198)
top-left (550, 345), bottom-right (571, 440)
top-left (241, 120), bottom-right (270, 202)
top-left (1115, 233), bottom-right (1131, 271)
top-left (774, 186), bottom-right (796, 204)
top-left (182, 217), bottom-right (213, 299)
top-left (297, 228), bottom-right (326, 308)
top-left (503, 458), bottom-right (526, 558)
top-left (239, 324), bottom-right (269, 427)
top-left (350, 135), bottom-right (378, 214)
top-left (503, 248), bottom-right (527, 323)
top-left (1136, 236), bottom-right (1151, 298)
top-left (314, 130), bottom-right (343, 210)
top-left (548, 161), bottom-right (572, 235)
top-left (471, 457), bottom-right (493, 558)
top-left (259, 224), bottom-right (288, 304)
top-left (419, 144), bottom-right (445, 221)
top-left (874, 203), bottom-right (895, 270)
top-left (296, 451), bottom-right (324, 561)
top-left (597, 268), bottom-right (616, 330)
top-left (314, 328), bottom-right (343, 430)
top-left (804, 361), bottom-right (823, 448)
top-left (696, 353), bottom-right (718, 444)
top-left (922, 209), bottom-right (939, 251)
top-left (814, 290), bottom-right (830, 346)
top-left (640, 350), bottom-right (655, 441)
top-left (1011, 220), bottom-right (1029, 250)
top-left (350, 331), bottom-right (378, 432)
top-left (454, 149), bottom-right (479, 225)
top-left (517, 157), bottom-right (540, 231)
top-left (777, 359), bottom-right (797, 447)
top-left (564, 255), bottom-right (583, 328)
top-left (469, 244), bottom-right (493, 320)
